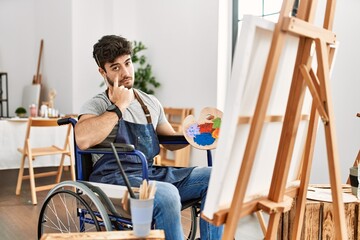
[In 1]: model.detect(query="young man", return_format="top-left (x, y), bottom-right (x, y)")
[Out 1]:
top-left (75, 35), bottom-right (223, 239)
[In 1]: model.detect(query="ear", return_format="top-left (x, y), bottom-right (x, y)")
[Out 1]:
top-left (98, 67), bottom-right (106, 77)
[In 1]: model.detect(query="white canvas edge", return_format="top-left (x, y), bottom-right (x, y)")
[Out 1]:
top-left (203, 15), bottom-right (275, 220)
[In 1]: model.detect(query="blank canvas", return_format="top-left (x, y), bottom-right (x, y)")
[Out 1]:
top-left (203, 15), bottom-right (311, 220)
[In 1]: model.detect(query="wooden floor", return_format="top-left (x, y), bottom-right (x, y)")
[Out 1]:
top-left (0, 168), bottom-right (200, 240)
top-left (0, 168), bottom-right (72, 240)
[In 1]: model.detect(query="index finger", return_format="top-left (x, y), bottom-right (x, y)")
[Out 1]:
top-left (114, 76), bottom-right (119, 88)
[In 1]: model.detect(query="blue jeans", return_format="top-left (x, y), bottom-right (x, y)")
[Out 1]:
top-left (148, 167), bottom-right (224, 240)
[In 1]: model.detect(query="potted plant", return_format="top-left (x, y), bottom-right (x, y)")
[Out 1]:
top-left (15, 107), bottom-right (27, 117)
top-left (132, 41), bottom-right (160, 94)
top-left (100, 41), bottom-right (160, 94)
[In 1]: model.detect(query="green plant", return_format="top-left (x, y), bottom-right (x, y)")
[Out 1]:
top-left (132, 41), bottom-right (160, 94)
top-left (15, 107), bottom-right (26, 114)
top-left (99, 41), bottom-right (160, 95)
top-left (15, 107), bottom-right (27, 117)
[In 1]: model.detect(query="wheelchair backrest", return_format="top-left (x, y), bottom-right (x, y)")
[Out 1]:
top-left (78, 153), bottom-right (93, 181)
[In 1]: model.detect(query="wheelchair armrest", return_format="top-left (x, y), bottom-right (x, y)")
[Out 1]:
top-left (158, 134), bottom-right (189, 151)
top-left (157, 134), bottom-right (188, 145)
top-left (90, 142), bottom-right (135, 152)
top-left (158, 134), bottom-right (213, 167)
top-left (57, 117), bottom-right (77, 127)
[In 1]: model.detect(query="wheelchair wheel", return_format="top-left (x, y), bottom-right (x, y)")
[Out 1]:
top-left (38, 189), bottom-right (100, 236)
top-left (38, 181), bottom-right (112, 239)
top-left (182, 204), bottom-right (199, 240)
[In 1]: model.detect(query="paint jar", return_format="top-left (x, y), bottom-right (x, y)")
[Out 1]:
top-left (40, 104), bottom-right (48, 118)
top-left (29, 104), bottom-right (37, 117)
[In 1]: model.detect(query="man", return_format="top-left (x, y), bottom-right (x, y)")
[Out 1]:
top-left (75, 35), bottom-right (223, 239)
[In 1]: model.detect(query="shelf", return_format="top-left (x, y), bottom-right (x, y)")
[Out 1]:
top-left (0, 72), bottom-right (9, 117)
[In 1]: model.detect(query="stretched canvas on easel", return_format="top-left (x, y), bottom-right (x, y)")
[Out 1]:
top-left (203, 15), bottom-right (312, 220)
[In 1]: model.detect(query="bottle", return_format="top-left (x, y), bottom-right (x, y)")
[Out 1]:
top-left (40, 104), bottom-right (48, 118)
top-left (29, 104), bottom-right (37, 117)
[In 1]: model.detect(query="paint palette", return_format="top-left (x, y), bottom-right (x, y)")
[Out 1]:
top-left (182, 107), bottom-right (223, 150)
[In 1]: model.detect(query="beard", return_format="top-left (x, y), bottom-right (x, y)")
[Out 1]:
top-left (105, 76), bottom-right (133, 89)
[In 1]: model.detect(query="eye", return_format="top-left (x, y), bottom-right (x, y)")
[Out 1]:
top-left (111, 66), bottom-right (120, 71)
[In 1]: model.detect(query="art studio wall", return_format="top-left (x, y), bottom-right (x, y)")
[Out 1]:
top-left (0, 0), bottom-right (218, 117)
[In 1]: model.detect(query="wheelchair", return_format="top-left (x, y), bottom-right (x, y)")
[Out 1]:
top-left (37, 117), bottom-right (213, 240)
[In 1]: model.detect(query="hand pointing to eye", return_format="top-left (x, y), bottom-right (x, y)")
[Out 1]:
top-left (108, 76), bottom-right (133, 111)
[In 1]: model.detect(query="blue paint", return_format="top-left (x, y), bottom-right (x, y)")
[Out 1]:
top-left (194, 133), bottom-right (215, 146)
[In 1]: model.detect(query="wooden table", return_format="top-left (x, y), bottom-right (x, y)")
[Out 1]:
top-left (40, 230), bottom-right (165, 240)
top-left (278, 184), bottom-right (360, 240)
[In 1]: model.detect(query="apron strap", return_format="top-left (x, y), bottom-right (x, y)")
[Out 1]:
top-left (133, 89), bottom-right (152, 124)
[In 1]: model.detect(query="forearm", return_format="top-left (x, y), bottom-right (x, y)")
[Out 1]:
top-left (162, 143), bottom-right (188, 151)
top-left (156, 122), bottom-right (188, 151)
top-left (75, 113), bottom-right (118, 150)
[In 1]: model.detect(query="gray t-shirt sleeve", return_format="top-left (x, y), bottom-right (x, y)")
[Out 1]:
top-left (79, 92), bottom-right (110, 117)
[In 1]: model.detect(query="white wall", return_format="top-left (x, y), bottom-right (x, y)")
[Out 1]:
top-left (310, 0), bottom-right (360, 183)
top-left (0, 0), bottom-right (72, 114)
top-left (71, 0), bottom-right (219, 115)
top-left (72, 0), bottom-right (116, 113)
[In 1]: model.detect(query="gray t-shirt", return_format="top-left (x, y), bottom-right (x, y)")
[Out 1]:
top-left (79, 89), bottom-right (169, 163)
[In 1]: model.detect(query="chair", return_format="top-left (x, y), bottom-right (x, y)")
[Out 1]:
top-left (37, 117), bottom-right (206, 240)
top-left (157, 107), bottom-right (194, 167)
top-left (15, 118), bottom-right (75, 205)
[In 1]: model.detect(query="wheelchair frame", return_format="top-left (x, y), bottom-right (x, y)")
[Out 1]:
top-left (37, 117), bottom-right (211, 239)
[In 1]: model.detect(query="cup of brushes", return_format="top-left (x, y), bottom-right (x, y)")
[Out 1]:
top-left (123, 180), bottom-right (156, 237)
top-left (110, 142), bottom-right (157, 237)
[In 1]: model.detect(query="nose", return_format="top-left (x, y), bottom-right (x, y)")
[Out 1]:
top-left (120, 65), bottom-right (131, 78)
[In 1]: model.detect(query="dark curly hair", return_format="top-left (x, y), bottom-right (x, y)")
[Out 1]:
top-left (93, 35), bottom-right (133, 70)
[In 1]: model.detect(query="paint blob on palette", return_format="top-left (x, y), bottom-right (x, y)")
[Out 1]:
top-left (182, 107), bottom-right (223, 150)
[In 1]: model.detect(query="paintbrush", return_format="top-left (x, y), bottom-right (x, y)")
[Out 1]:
top-left (122, 189), bottom-right (129, 211)
top-left (148, 181), bottom-right (157, 199)
top-left (110, 142), bottom-right (136, 199)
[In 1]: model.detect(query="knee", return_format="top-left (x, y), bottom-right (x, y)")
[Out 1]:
top-left (153, 182), bottom-right (181, 212)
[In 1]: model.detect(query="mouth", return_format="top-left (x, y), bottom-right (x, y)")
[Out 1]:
top-left (120, 78), bottom-right (132, 85)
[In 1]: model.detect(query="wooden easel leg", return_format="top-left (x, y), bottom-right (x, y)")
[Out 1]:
top-left (315, 38), bottom-right (347, 239)
top-left (255, 211), bottom-right (267, 236)
top-left (292, 104), bottom-right (319, 239)
top-left (266, 22), bottom-right (314, 240)
top-left (265, 212), bottom-right (282, 240)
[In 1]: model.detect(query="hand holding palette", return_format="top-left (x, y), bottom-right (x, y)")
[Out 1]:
top-left (182, 107), bottom-right (223, 150)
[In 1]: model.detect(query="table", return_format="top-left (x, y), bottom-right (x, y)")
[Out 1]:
top-left (0, 118), bottom-right (72, 169)
top-left (40, 230), bottom-right (165, 240)
top-left (278, 184), bottom-right (360, 239)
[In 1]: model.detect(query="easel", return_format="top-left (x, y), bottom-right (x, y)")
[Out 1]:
top-left (203, 0), bottom-right (347, 239)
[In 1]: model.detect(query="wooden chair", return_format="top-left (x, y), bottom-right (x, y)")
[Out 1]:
top-left (15, 118), bottom-right (75, 205)
top-left (156, 107), bottom-right (194, 167)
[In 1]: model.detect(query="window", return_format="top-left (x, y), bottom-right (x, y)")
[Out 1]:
top-left (238, 0), bottom-right (283, 23)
